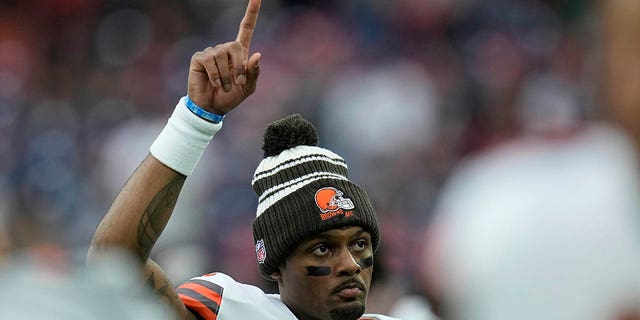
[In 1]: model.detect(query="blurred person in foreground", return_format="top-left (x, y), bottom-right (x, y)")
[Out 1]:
top-left (0, 184), bottom-right (169, 319)
top-left (0, 252), bottom-right (171, 320)
top-left (419, 2), bottom-right (640, 319)
top-left (421, 121), bottom-right (640, 320)
top-left (87, 1), bottom-right (396, 319)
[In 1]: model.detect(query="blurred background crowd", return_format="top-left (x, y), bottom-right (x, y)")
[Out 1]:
top-left (1, 0), bottom-right (635, 318)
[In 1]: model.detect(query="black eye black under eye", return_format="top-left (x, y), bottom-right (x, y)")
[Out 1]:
top-left (306, 265), bottom-right (331, 276)
top-left (358, 256), bottom-right (374, 269)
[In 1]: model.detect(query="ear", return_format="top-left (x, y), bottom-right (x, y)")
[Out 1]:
top-left (270, 271), bottom-right (281, 280)
top-left (271, 262), bottom-right (286, 281)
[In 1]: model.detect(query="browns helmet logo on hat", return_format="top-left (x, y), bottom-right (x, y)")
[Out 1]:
top-left (315, 187), bottom-right (356, 221)
top-left (315, 187), bottom-right (355, 213)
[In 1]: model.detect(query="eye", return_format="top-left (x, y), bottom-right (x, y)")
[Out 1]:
top-left (352, 239), bottom-right (369, 252)
top-left (312, 244), bottom-right (330, 256)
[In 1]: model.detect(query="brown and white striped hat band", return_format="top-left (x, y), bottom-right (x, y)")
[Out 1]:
top-left (252, 145), bottom-right (349, 217)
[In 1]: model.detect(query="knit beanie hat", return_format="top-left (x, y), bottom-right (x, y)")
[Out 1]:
top-left (251, 114), bottom-right (380, 280)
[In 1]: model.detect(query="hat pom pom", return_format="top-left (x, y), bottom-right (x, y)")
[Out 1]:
top-left (262, 114), bottom-right (319, 157)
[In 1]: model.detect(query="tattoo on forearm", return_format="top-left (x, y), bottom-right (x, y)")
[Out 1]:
top-left (137, 176), bottom-right (185, 259)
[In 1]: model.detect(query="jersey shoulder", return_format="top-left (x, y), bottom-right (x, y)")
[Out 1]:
top-left (177, 272), bottom-right (293, 320)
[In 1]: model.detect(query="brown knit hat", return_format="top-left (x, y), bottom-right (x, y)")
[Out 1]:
top-left (251, 114), bottom-right (380, 280)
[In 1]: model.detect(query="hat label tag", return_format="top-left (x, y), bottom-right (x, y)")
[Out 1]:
top-left (255, 239), bottom-right (267, 264)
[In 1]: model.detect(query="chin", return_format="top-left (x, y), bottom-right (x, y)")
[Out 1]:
top-left (329, 303), bottom-right (365, 320)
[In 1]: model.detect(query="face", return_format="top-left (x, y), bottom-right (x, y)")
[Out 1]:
top-left (273, 226), bottom-right (374, 320)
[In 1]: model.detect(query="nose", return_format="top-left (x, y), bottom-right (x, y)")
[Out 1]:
top-left (334, 248), bottom-right (361, 276)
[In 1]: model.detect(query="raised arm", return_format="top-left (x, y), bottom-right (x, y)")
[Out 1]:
top-left (87, 0), bottom-right (261, 318)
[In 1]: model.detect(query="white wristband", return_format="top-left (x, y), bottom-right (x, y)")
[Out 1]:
top-left (150, 96), bottom-right (223, 176)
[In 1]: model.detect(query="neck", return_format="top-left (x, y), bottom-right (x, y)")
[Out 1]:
top-left (286, 303), bottom-right (322, 320)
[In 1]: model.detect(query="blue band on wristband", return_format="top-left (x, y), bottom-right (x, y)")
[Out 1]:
top-left (184, 96), bottom-right (225, 124)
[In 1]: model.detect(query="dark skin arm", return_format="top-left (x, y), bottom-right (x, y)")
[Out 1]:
top-left (88, 157), bottom-right (192, 318)
top-left (86, 1), bottom-right (261, 319)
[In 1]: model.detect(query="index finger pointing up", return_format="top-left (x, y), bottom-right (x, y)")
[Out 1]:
top-left (236, 0), bottom-right (261, 52)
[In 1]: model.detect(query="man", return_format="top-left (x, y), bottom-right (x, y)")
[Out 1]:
top-left (87, 1), bottom-right (396, 319)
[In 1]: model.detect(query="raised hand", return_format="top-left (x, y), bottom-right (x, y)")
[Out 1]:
top-left (187, 0), bottom-right (261, 115)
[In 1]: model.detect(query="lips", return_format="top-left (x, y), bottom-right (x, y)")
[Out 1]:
top-left (332, 279), bottom-right (366, 298)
